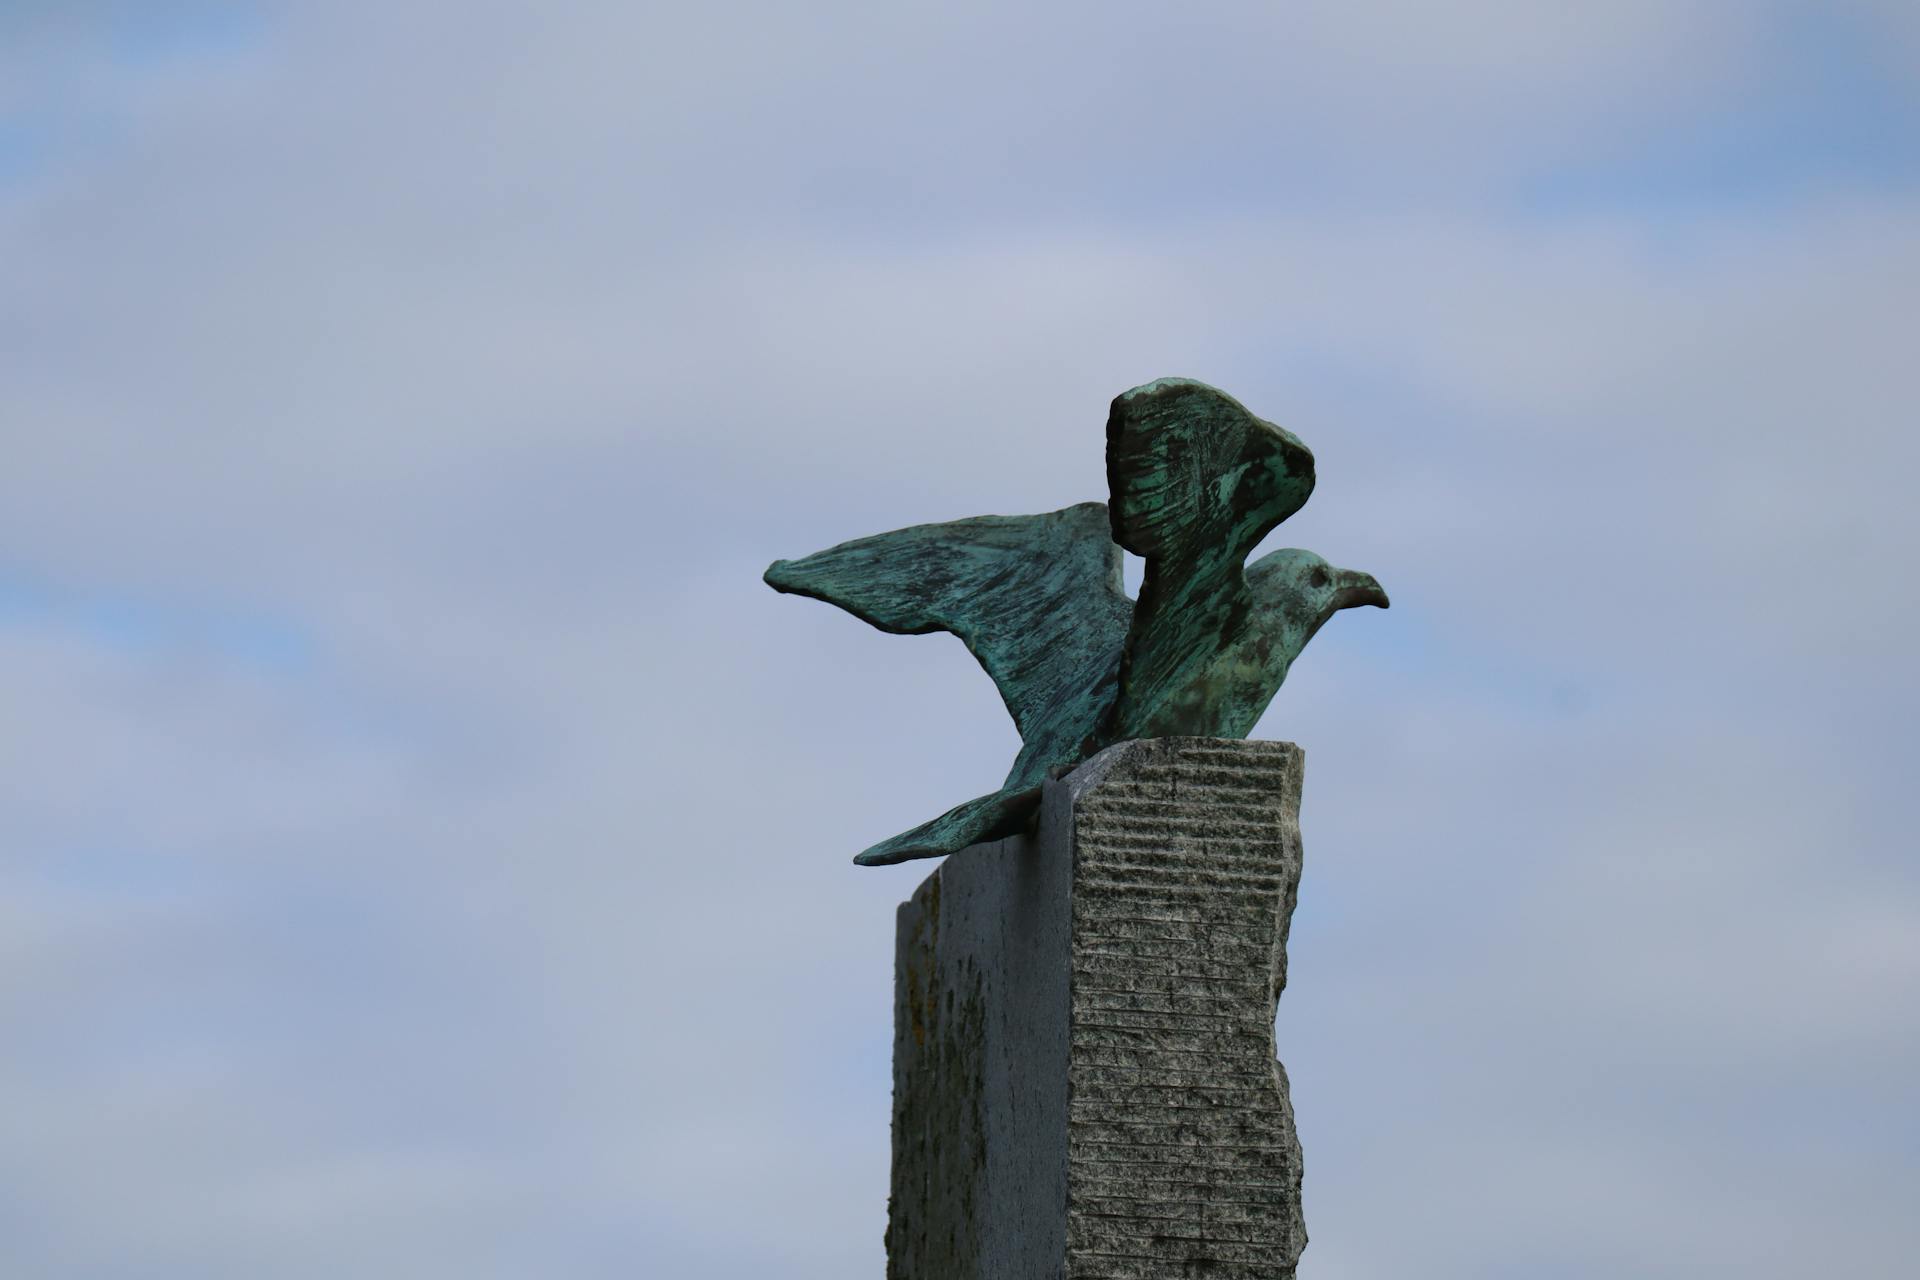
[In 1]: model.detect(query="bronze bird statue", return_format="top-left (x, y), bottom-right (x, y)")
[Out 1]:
top-left (765, 377), bottom-right (1388, 865)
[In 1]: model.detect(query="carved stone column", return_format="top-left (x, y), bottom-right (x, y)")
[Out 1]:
top-left (888, 737), bottom-right (1307, 1279)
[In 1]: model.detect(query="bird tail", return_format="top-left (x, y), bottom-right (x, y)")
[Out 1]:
top-left (852, 784), bottom-right (1042, 866)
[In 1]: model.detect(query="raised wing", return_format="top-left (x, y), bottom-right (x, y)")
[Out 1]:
top-left (764, 502), bottom-right (1133, 754)
top-left (1104, 378), bottom-right (1317, 738)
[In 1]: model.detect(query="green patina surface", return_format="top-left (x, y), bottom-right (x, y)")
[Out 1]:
top-left (765, 378), bottom-right (1388, 865)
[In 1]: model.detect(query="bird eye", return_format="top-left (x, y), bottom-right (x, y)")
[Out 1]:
top-left (1308, 567), bottom-right (1329, 589)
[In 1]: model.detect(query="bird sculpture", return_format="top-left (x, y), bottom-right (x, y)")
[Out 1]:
top-left (765, 377), bottom-right (1388, 865)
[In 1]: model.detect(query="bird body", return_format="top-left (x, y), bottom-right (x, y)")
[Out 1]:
top-left (765, 379), bottom-right (1387, 865)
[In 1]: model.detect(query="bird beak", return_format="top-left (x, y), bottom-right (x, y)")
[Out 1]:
top-left (1332, 570), bottom-right (1389, 611)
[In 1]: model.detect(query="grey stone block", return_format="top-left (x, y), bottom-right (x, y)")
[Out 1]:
top-left (888, 737), bottom-right (1307, 1279)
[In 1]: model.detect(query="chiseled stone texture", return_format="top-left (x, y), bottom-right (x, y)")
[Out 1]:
top-left (888, 737), bottom-right (1306, 1280)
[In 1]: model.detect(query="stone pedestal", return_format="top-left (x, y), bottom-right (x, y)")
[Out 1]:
top-left (888, 737), bottom-right (1307, 1279)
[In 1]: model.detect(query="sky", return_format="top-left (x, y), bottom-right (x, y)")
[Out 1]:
top-left (1, 2), bottom-right (1917, 1276)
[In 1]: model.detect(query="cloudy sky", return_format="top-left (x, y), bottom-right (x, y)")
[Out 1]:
top-left (3, 2), bottom-right (1917, 1276)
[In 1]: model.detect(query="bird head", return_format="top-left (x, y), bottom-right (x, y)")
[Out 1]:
top-left (1247, 549), bottom-right (1389, 641)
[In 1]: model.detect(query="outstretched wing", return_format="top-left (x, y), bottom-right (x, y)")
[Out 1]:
top-left (1104, 378), bottom-right (1317, 738)
top-left (764, 502), bottom-right (1133, 751)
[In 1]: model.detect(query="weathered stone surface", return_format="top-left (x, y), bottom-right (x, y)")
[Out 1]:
top-left (889, 737), bottom-right (1307, 1278)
